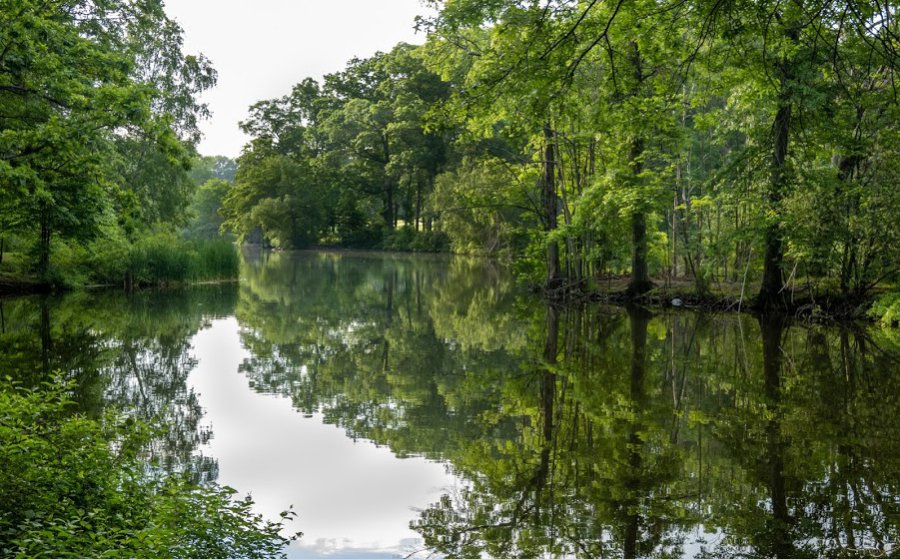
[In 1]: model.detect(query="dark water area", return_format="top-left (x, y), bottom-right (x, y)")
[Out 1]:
top-left (1, 251), bottom-right (898, 558)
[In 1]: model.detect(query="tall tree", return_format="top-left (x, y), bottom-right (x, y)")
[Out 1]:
top-left (0, 0), bottom-right (214, 275)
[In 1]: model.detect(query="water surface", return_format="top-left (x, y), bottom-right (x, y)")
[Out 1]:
top-left (1, 251), bottom-right (897, 558)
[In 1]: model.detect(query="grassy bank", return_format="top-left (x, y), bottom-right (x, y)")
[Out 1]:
top-left (0, 234), bottom-right (239, 294)
top-left (110, 235), bottom-right (240, 288)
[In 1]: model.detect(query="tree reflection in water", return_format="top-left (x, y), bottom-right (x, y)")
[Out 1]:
top-left (234, 253), bottom-right (898, 558)
top-left (0, 286), bottom-right (238, 482)
top-left (2, 252), bottom-right (897, 557)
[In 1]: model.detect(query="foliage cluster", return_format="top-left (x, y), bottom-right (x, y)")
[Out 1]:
top-left (227, 1), bottom-right (900, 309)
top-left (869, 292), bottom-right (900, 327)
top-left (0, 377), bottom-right (297, 558)
top-left (0, 1), bottom-right (239, 288)
top-left (219, 44), bottom-right (459, 252)
top-left (10, 234), bottom-right (238, 289)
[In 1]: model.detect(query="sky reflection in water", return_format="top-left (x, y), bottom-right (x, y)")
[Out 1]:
top-left (190, 317), bottom-right (457, 558)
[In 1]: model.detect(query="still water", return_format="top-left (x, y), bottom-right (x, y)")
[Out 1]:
top-left (1, 251), bottom-right (897, 558)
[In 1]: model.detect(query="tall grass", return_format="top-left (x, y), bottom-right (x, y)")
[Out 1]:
top-left (84, 233), bottom-right (239, 287)
top-left (125, 235), bottom-right (239, 286)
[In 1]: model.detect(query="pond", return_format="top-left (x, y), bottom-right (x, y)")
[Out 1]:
top-left (1, 251), bottom-right (897, 558)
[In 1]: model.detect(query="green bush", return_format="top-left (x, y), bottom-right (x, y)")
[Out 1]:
top-left (45, 240), bottom-right (91, 288)
top-left (869, 292), bottom-right (900, 327)
top-left (0, 378), bottom-right (298, 558)
top-left (381, 229), bottom-right (450, 253)
top-left (88, 234), bottom-right (132, 285)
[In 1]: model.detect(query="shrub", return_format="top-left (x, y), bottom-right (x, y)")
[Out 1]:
top-left (45, 240), bottom-right (91, 288)
top-left (381, 229), bottom-right (450, 253)
top-left (869, 292), bottom-right (900, 327)
top-left (0, 378), bottom-right (299, 558)
top-left (88, 235), bottom-right (130, 286)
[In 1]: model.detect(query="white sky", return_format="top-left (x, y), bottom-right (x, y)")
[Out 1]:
top-left (164, 0), bottom-right (434, 158)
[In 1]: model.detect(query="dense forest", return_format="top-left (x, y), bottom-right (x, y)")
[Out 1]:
top-left (218, 1), bottom-right (900, 314)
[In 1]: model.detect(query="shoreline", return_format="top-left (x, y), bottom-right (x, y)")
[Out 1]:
top-left (544, 276), bottom-right (886, 324)
top-left (3, 253), bottom-right (893, 325)
top-left (0, 275), bottom-right (240, 299)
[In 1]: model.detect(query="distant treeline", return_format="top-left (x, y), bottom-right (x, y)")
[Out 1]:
top-left (218, 1), bottom-right (900, 311)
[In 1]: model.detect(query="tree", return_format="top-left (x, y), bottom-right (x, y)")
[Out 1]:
top-left (687, 0), bottom-right (900, 308)
top-left (0, 0), bottom-right (215, 276)
top-left (224, 44), bottom-right (451, 248)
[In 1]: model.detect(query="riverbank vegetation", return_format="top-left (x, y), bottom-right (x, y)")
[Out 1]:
top-left (0, 1), bottom-right (237, 291)
top-left (0, 286), bottom-right (305, 556)
top-left (222, 1), bottom-right (900, 313)
top-left (2, 1), bottom-right (898, 311)
top-left (0, 377), bottom-right (296, 558)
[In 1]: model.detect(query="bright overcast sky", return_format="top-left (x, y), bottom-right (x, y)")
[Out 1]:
top-left (164, 0), bottom-right (434, 158)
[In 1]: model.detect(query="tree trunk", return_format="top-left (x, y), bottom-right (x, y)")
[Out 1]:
top-left (383, 178), bottom-right (395, 229)
top-left (0, 236), bottom-right (4, 266)
top-left (836, 106), bottom-right (865, 297)
top-left (38, 206), bottom-right (51, 278)
top-left (758, 101), bottom-right (790, 309)
top-left (757, 26), bottom-right (799, 310)
top-left (381, 134), bottom-right (394, 229)
top-left (626, 136), bottom-right (653, 296)
top-left (625, 41), bottom-right (653, 297)
top-left (543, 124), bottom-right (561, 288)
